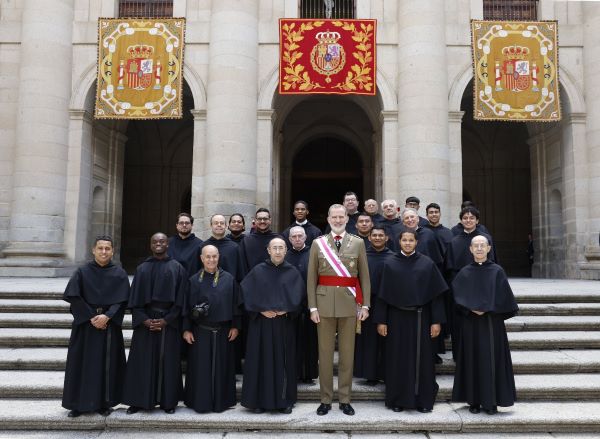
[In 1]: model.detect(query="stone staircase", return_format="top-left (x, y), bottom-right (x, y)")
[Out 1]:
top-left (0, 278), bottom-right (599, 437)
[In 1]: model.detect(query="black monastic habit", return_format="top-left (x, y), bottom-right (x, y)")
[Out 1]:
top-left (62, 261), bottom-right (130, 413)
top-left (354, 247), bottom-right (393, 381)
top-left (451, 260), bottom-right (518, 411)
top-left (226, 232), bottom-right (246, 245)
top-left (240, 260), bottom-right (304, 411)
top-left (374, 252), bottom-right (448, 411)
top-left (199, 236), bottom-right (242, 281)
top-left (281, 221), bottom-right (322, 248)
top-left (182, 269), bottom-right (242, 413)
top-left (285, 245), bottom-right (318, 382)
top-left (426, 223), bottom-right (454, 252)
top-left (389, 225), bottom-right (445, 271)
top-left (122, 257), bottom-right (186, 411)
top-left (238, 230), bottom-right (281, 277)
top-left (168, 233), bottom-right (203, 278)
top-left (451, 222), bottom-right (491, 236)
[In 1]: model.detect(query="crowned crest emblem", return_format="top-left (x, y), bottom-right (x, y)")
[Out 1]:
top-left (121, 44), bottom-right (155, 91)
top-left (495, 45), bottom-right (539, 93)
top-left (310, 30), bottom-right (346, 83)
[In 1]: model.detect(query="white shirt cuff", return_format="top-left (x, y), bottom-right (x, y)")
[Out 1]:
top-left (309, 308), bottom-right (318, 312)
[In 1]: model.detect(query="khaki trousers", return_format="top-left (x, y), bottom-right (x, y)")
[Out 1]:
top-left (317, 315), bottom-right (356, 404)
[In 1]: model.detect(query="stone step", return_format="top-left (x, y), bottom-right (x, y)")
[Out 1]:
top-left (3, 313), bottom-right (598, 332)
top-left (2, 370), bottom-right (599, 401)
top-left (0, 399), bottom-right (599, 434)
top-left (1, 347), bottom-right (599, 376)
top-left (1, 328), bottom-right (599, 350)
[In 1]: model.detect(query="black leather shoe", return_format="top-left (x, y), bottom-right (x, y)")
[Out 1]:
top-left (164, 407), bottom-right (175, 414)
top-left (392, 406), bottom-right (403, 412)
top-left (468, 405), bottom-right (480, 414)
top-left (417, 407), bottom-right (432, 413)
top-left (97, 408), bottom-right (112, 417)
top-left (279, 406), bottom-right (293, 414)
top-left (126, 406), bottom-right (140, 415)
top-left (67, 410), bottom-right (81, 418)
top-left (339, 403), bottom-right (355, 416)
top-left (485, 406), bottom-right (498, 415)
top-left (251, 408), bottom-right (265, 414)
top-left (316, 403), bottom-right (331, 416)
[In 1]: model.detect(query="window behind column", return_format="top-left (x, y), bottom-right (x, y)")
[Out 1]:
top-left (483, 0), bottom-right (538, 20)
top-left (299, 0), bottom-right (355, 19)
top-left (118, 0), bottom-right (173, 18)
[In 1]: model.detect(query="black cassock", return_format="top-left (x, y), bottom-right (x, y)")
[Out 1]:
top-left (199, 236), bottom-right (243, 281)
top-left (281, 221), bottom-right (322, 248)
top-left (444, 229), bottom-right (496, 359)
top-left (240, 260), bottom-right (304, 410)
top-left (451, 260), bottom-right (518, 411)
top-left (122, 257), bottom-right (186, 410)
top-left (168, 234), bottom-right (203, 278)
top-left (62, 261), bottom-right (130, 412)
top-left (374, 252), bottom-right (447, 411)
top-left (238, 230), bottom-right (281, 276)
top-left (285, 246), bottom-right (318, 382)
top-left (226, 232), bottom-right (246, 245)
top-left (451, 222), bottom-right (491, 236)
top-left (425, 224), bottom-right (454, 253)
top-left (182, 269), bottom-right (242, 413)
top-left (389, 225), bottom-right (444, 271)
top-left (354, 247), bottom-right (393, 381)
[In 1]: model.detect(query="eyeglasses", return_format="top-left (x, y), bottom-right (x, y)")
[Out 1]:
top-left (255, 217), bottom-right (270, 222)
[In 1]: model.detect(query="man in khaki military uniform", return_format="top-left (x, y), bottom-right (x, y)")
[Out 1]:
top-left (307, 204), bottom-right (371, 416)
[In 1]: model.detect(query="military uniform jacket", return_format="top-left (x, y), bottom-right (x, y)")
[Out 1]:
top-left (307, 233), bottom-right (371, 318)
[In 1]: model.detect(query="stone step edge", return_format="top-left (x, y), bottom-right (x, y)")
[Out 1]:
top-left (0, 400), bottom-right (599, 433)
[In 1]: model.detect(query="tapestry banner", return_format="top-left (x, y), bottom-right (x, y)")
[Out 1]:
top-left (95, 18), bottom-right (185, 119)
top-left (279, 18), bottom-right (376, 95)
top-left (471, 20), bottom-right (560, 122)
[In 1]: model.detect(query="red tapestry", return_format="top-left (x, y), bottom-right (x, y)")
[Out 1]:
top-left (279, 19), bottom-right (377, 95)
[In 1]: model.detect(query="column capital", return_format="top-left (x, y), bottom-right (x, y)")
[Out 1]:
top-left (448, 111), bottom-right (465, 123)
top-left (190, 109), bottom-right (207, 121)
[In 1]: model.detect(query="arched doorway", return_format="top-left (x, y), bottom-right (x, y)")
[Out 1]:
top-left (120, 84), bottom-right (195, 271)
top-left (291, 138), bottom-right (363, 230)
top-left (274, 94), bottom-right (380, 230)
top-left (460, 82), bottom-right (532, 276)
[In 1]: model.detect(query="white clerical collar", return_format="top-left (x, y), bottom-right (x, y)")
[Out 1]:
top-left (296, 220), bottom-right (308, 226)
top-left (401, 250), bottom-right (416, 256)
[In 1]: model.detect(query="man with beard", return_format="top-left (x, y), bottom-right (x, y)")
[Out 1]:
top-left (364, 199), bottom-right (384, 224)
top-left (325, 192), bottom-right (361, 235)
top-left (168, 213), bottom-right (203, 278)
top-left (226, 213), bottom-right (246, 244)
top-left (238, 208), bottom-right (280, 276)
top-left (123, 233), bottom-right (186, 415)
top-left (281, 200), bottom-right (322, 248)
top-left (452, 235), bottom-right (518, 415)
top-left (355, 213), bottom-right (374, 248)
top-left (62, 235), bottom-right (130, 418)
top-left (182, 245), bottom-right (241, 413)
top-left (241, 238), bottom-right (305, 414)
top-left (307, 204), bottom-right (371, 416)
top-left (354, 225), bottom-right (392, 385)
top-left (284, 226), bottom-right (318, 384)
top-left (375, 229), bottom-right (447, 413)
top-left (199, 214), bottom-right (242, 280)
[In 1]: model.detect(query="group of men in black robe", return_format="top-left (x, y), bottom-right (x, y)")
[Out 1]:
top-left (62, 194), bottom-right (518, 418)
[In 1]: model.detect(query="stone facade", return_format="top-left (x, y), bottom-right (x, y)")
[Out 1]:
top-left (0, 0), bottom-right (598, 278)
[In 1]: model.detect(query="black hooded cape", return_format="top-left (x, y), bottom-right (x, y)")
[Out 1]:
top-left (62, 261), bottom-right (130, 412)
top-left (199, 236), bottom-right (243, 281)
top-left (168, 233), bottom-right (203, 278)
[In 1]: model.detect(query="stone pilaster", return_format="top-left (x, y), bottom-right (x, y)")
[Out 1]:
top-left (1, 0), bottom-right (74, 269)
top-left (396, 0), bottom-right (450, 221)
top-left (204, 0), bottom-right (259, 223)
top-left (582, 5), bottom-right (600, 278)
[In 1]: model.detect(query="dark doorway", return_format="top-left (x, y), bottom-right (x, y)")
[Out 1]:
top-left (290, 137), bottom-right (363, 231)
top-left (461, 82), bottom-right (532, 277)
top-left (120, 86), bottom-right (194, 272)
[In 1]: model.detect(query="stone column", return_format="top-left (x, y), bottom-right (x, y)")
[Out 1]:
top-left (3, 0), bottom-right (74, 262)
top-left (190, 109), bottom-right (207, 233)
top-left (396, 1), bottom-right (450, 217)
top-left (583, 5), bottom-right (600, 256)
top-left (448, 110), bottom-right (465, 222)
top-left (204, 1), bottom-right (259, 222)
